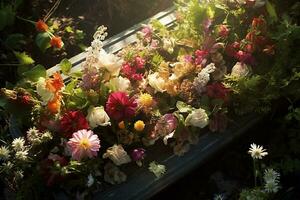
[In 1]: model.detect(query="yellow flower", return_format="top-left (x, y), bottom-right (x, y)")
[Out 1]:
top-left (138, 93), bottom-right (153, 107)
top-left (118, 121), bottom-right (125, 129)
top-left (134, 120), bottom-right (145, 132)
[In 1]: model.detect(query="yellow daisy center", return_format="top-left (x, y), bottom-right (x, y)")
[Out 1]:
top-left (79, 138), bottom-right (91, 150)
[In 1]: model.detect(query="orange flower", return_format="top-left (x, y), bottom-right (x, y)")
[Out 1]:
top-left (47, 95), bottom-right (61, 114)
top-left (36, 19), bottom-right (48, 32)
top-left (46, 72), bottom-right (64, 93)
top-left (50, 36), bottom-right (64, 49)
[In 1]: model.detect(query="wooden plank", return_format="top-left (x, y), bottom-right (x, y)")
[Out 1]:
top-left (93, 115), bottom-right (262, 200)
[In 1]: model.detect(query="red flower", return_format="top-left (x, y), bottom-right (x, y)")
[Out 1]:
top-left (235, 50), bottom-right (255, 65)
top-left (106, 92), bottom-right (137, 121)
top-left (60, 111), bottom-right (89, 137)
top-left (225, 42), bottom-right (240, 57)
top-left (194, 50), bottom-right (209, 65)
top-left (252, 17), bottom-right (265, 29)
top-left (218, 25), bottom-right (230, 38)
top-left (206, 82), bottom-right (230, 102)
top-left (121, 56), bottom-right (145, 81)
top-left (36, 19), bottom-right (48, 32)
top-left (50, 36), bottom-right (63, 49)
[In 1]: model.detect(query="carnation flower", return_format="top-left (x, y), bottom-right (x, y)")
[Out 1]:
top-left (148, 161), bottom-right (166, 178)
top-left (67, 129), bottom-right (100, 161)
top-left (206, 82), bottom-right (230, 102)
top-left (60, 111), bottom-right (90, 137)
top-left (103, 144), bottom-right (131, 166)
top-left (108, 76), bottom-right (131, 92)
top-left (50, 36), bottom-right (64, 49)
top-left (36, 19), bottom-right (48, 32)
top-left (248, 143), bottom-right (268, 159)
top-left (12, 137), bottom-right (26, 151)
top-left (98, 49), bottom-right (123, 76)
top-left (185, 108), bottom-right (209, 128)
top-left (121, 56), bottom-right (145, 81)
top-left (231, 62), bottom-right (251, 78)
top-left (105, 92), bottom-right (137, 121)
top-left (148, 72), bottom-right (166, 93)
top-left (87, 106), bottom-right (111, 128)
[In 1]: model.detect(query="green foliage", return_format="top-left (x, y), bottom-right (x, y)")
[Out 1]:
top-left (4, 33), bottom-right (26, 50)
top-left (0, 5), bottom-right (15, 31)
top-left (35, 32), bottom-right (51, 53)
top-left (22, 64), bottom-right (46, 82)
top-left (14, 51), bottom-right (35, 65)
top-left (59, 58), bottom-right (72, 75)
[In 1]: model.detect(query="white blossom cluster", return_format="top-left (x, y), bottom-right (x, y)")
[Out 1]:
top-left (193, 63), bottom-right (216, 93)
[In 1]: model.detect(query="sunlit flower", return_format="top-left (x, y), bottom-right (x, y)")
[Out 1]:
top-left (106, 92), bottom-right (137, 121)
top-left (185, 108), bottom-right (209, 128)
top-left (35, 19), bottom-right (48, 32)
top-left (103, 144), bottom-right (131, 166)
top-left (15, 149), bottom-right (29, 161)
top-left (67, 129), bottom-right (100, 161)
top-left (148, 72), bottom-right (166, 93)
top-left (134, 120), bottom-right (145, 132)
top-left (45, 72), bottom-right (64, 93)
top-left (12, 137), bottom-right (26, 151)
top-left (47, 94), bottom-right (61, 114)
top-left (148, 161), bottom-right (166, 178)
top-left (138, 93), bottom-right (153, 107)
top-left (50, 36), bottom-right (64, 49)
top-left (60, 111), bottom-right (90, 137)
top-left (248, 143), bottom-right (268, 159)
top-left (87, 106), bottom-right (111, 128)
top-left (108, 76), bottom-right (131, 92)
top-left (99, 49), bottom-right (123, 76)
top-left (36, 77), bottom-right (54, 104)
top-left (0, 146), bottom-right (10, 160)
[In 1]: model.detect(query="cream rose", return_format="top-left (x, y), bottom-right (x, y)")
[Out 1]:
top-left (98, 49), bottom-right (123, 76)
top-left (108, 76), bottom-right (131, 92)
top-left (231, 62), bottom-right (251, 78)
top-left (148, 72), bottom-right (166, 93)
top-left (36, 77), bottom-right (54, 105)
top-left (103, 144), bottom-right (131, 166)
top-left (185, 108), bottom-right (209, 128)
top-left (87, 106), bottom-right (111, 128)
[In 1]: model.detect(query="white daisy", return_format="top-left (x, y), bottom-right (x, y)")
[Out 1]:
top-left (248, 143), bottom-right (268, 159)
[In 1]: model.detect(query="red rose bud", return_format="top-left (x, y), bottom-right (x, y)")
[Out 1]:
top-left (36, 19), bottom-right (48, 32)
top-left (50, 36), bottom-right (64, 49)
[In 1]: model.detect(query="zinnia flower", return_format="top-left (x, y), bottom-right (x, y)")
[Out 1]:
top-left (105, 92), bottom-right (137, 121)
top-left (36, 19), bottom-right (48, 32)
top-left (67, 129), bottom-right (100, 161)
top-left (60, 111), bottom-right (89, 137)
top-left (248, 143), bottom-right (268, 159)
top-left (50, 36), bottom-right (64, 49)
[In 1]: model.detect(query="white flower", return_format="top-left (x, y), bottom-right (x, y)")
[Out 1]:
top-left (185, 108), bottom-right (209, 128)
top-left (264, 180), bottom-right (280, 193)
top-left (162, 37), bottom-right (175, 54)
top-left (108, 76), bottom-right (131, 92)
top-left (87, 106), bottom-right (111, 128)
top-left (12, 137), bottom-right (26, 151)
top-left (248, 143), bottom-right (268, 159)
top-left (36, 77), bottom-right (54, 104)
top-left (214, 194), bottom-right (225, 200)
top-left (86, 174), bottom-right (94, 187)
top-left (0, 146), bottom-right (10, 160)
top-left (103, 144), bottom-right (131, 166)
top-left (15, 149), bottom-right (29, 161)
top-left (263, 168), bottom-right (280, 193)
top-left (193, 63), bottom-right (216, 93)
top-left (148, 72), bottom-right (166, 93)
top-left (231, 62), bottom-right (251, 78)
top-left (98, 49), bottom-right (123, 76)
top-left (148, 161), bottom-right (166, 178)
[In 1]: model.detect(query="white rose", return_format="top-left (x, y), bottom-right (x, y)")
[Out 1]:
top-left (148, 72), bottom-right (165, 93)
top-left (108, 76), bottom-right (131, 92)
top-left (87, 106), bottom-right (111, 128)
top-left (36, 77), bottom-right (54, 105)
top-left (231, 62), bottom-right (251, 78)
top-left (98, 49), bottom-right (123, 76)
top-left (185, 108), bottom-right (209, 128)
top-left (103, 144), bottom-right (131, 166)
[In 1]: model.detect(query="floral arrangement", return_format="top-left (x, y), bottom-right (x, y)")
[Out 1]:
top-left (0, 0), bottom-right (299, 198)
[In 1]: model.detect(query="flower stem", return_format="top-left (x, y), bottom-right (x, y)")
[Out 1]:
top-left (16, 16), bottom-right (35, 25)
top-left (253, 158), bottom-right (257, 187)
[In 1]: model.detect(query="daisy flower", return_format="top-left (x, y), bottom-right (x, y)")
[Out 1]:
top-left (248, 143), bottom-right (268, 159)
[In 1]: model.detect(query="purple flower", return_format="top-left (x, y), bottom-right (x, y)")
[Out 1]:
top-left (131, 148), bottom-right (146, 161)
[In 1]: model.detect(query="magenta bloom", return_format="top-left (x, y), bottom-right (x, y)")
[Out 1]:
top-left (131, 148), bottom-right (146, 161)
top-left (194, 50), bottom-right (209, 65)
top-left (106, 92), bottom-right (137, 121)
top-left (67, 129), bottom-right (100, 161)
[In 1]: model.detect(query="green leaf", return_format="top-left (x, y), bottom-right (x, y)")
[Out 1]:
top-left (176, 101), bottom-right (193, 113)
top-left (35, 32), bottom-right (51, 53)
top-left (65, 26), bottom-right (74, 33)
top-left (59, 59), bottom-right (72, 75)
top-left (0, 6), bottom-right (15, 31)
top-left (14, 51), bottom-right (35, 65)
top-left (266, 0), bottom-right (278, 22)
top-left (5, 33), bottom-right (26, 49)
top-left (23, 64), bottom-right (46, 82)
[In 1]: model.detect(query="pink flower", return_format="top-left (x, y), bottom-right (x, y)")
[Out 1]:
top-left (106, 92), bottom-right (137, 121)
top-left (67, 129), bottom-right (100, 161)
top-left (218, 25), bottom-right (230, 38)
top-left (121, 56), bottom-right (145, 81)
top-left (235, 50), bottom-right (255, 65)
top-left (194, 50), bottom-right (209, 65)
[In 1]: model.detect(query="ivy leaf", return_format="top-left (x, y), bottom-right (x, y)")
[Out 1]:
top-left (35, 32), bottom-right (51, 53)
top-left (14, 51), bottom-right (35, 65)
top-left (59, 59), bottom-right (72, 75)
top-left (23, 64), bottom-right (46, 82)
top-left (176, 101), bottom-right (193, 113)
